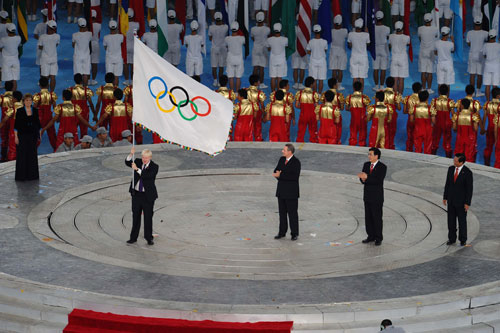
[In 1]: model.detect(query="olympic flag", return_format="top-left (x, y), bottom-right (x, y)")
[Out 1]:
top-left (133, 38), bottom-right (234, 156)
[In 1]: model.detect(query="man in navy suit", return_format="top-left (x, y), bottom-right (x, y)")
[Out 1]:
top-left (443, 153), bottom-right (473, 246)
top-left (125, 147), bottom-right (159, 245)
top-left (273, 143), bottom-right (301, 241)
top-left (358, 147), bottom-right (387, 246)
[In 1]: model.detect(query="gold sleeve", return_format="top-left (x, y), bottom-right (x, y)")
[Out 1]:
top-left (54, 105), bottom-right (61, 115)
top-left (33, 94), bottom-right (40, 106)
top-left (320, 93), bottom-right (325, 103)
top-left (264, 103), bottom-right (271, 114)
top-left (388, 105), bottom-right (395, 114)
top-left (494, 115), bottom-right (499, 126)
top-left (408, 105), bottom-right (415, 115)
top-left (96, 87), bottom-right (102, 97)
top-left (285, 105), bottom-right (292, 115)
top-left (364, 95), bottom-right (371, 106)
top-left (339, 93), bottom-right (345, 106)
top-left (430, 105), bottom-right (437, 116)
top-left (86, 89), bottom-right (94, 98)
top-left (104, 104), bottom-right (113, 115)
top-left (127, 103), bottom-right (133, 117)
top-left (452, 113), bottom-right (458, 122)
top-left (75, 104), bottom-right (83, 115)
top-left (474, 100), bottom-right (481, 111)
top-left (367, 105), bottom-right (375, 115)
top-left (269, 92), bottom-right (275, 102)
top-left (449, 99), bottom-right (456, 109)
top-left (396, 93), bottom-right (403, 104)
top-left (287, 92), bottom-right (295, 104)
top-left (472, 113), bottom-right (480, 123)
top-left (231, 91), bottom-right (236, 102)
top-left (52, 92), bottom-right (58, 101)
top-left (334, 108), bottom-right (341, 119)
top-left (313, 92), bottom-right (320, 103)
top-left (314, 105), bottom-right (321, 115)
top-left (259, 91), bottom-right (266, 103)
top-left (294, 91), bottom-right (301, 101)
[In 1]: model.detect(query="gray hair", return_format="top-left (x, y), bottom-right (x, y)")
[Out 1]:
top-left (285, 143), bottom-right (295, 154)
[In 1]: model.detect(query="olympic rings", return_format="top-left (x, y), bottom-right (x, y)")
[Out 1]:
top-left (169, 86), bottom-right (190, 108)
top-left (190, 96), bottom-right (211, 117)
top-left (156, 90), bottom-right (177, 113)
top-left (177, 100), bottom-right (198, 121)
top-left (148, 76), bottom-right (167, 99)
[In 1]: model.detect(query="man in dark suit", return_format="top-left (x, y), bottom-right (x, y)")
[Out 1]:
top-left (358, 147), bottom-right (387, 246)
top-left (443, 153), bottom-right (473, 246)
top-left (273, 143), bottom-right (301, 241)
top-left (125, 147), bottom-right (159, 245)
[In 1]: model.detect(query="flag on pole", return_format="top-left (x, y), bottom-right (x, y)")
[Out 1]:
top-left (433, 0), bottom-right (441, 30)
top-left (296, 0), bottom-right (312, 57)
top-left (332, 0), bottom-right (341, 16)
top-left (236, 0), bottom-right (249, 58)
top-left (217, 0), bottom-right (229, 25)
top-left (15, 0), bottom-right (28, 57)
top-left (175, 0), bottom-right (186, 43)
top-left (197, 0), bottom-right (207, 55)
top-left (451, 0), bottom-right (465, 61)
top-left (118, 0), bottom-right (129, 62)
top-left (133, 38), bottom-right (233, 156)
top-left (269, 0), bottom-right (282, 26)
top-left (44, 0), bottom-right (57, 21)
top-left (381, 0), bottom-right (392, 28)
top-left (157, 0), bottom-right (168, 57)
top-left (281, 0), bottom-right (296, 57)
top-left (361, 0), bottom-right (376, 59)
top-left (130, 0), bottom-right (145, 37)
top-left (317, 0), bottom-right (332, 43)
top-left (340, 0), bottom-right (351, 29)
top-left (404, 0), bottom-right (413, 61)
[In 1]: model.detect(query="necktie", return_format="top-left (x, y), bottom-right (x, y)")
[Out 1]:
top-left (138, 165), bottom-right (144, 191)
top-left (370, 163), bottom-right (374, 174)
top-left (285, 159), bottom-right (289, 165)
top-left (453, 167), bottom-right (459, 183)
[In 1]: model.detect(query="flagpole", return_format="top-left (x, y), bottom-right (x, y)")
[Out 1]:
top-left (132, 121), bottom-right (135, 181)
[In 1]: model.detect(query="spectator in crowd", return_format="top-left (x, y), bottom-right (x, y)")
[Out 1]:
top-left (74, 135), bottom-right (93, 150)
top-left (56, 132), bottom-right (75, 152)
top-left (92, 126), bottom-right (113, 148)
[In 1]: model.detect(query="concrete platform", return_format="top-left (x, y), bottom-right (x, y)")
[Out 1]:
top-left (1, 143), bottom-right (500, 331)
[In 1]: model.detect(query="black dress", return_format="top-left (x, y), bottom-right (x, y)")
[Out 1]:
top-left (14, 107), bottom-right (41, 181)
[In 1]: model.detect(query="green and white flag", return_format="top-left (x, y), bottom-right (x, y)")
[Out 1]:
top-left (157, 0), bottom-right (168, 57)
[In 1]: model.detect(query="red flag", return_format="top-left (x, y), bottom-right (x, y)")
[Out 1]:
top-left (175, 0), bottom-right (186, 43)
top-left (130, 0), bottom-right (145, 37)
top-left (404, 0), bottom-right (413, 62)
top-left (332, 0), bottom-right (341, 16)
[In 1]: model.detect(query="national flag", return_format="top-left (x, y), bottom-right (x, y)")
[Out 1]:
top-left (433, 0), bottom-right (440, 29)
top-left (157, 0), bottom-right (168, 56)
top-left (44, 0), bottom-right (57, 21)
top-left (133, 38), bottom-right (233, 156)
top-left (269, 0), bottom-right (282, 27)
top-left (415, 0), bottom-right (435, 26)
top-left (129, 0), bottom-right (145, 37)
top-left (2, 0), bottom-right (13, 20)
top-left (236, 0), bottom-right (249, 58)
top-left (361, 0), bottom-right (376, 59)
top-left (83, 0), bottom-right (93, 34)
top-left (451, 0), bottom-right (465, 61)
top-left (332, 0), bottom-right (341, 16)
top-left (317, 0), bottom-right (332, 43)
top-left (118, 0), bottom-right (129, 62)
top-left (404, 0), bottom-right (413, 61)
top-left (217, 0), bottom-right (229, 25)
top-left (481, 0), bottom-right (497, 30)
top-left (175, 0), bottom-right (187, 43)
top-left (296, 0), bottom-right (312, 57)
top-left (381, 0), bottom-right (392, 28)
top-left (281, 0), bottom-right (296, 57)
top-left (227, 0), bottom-right (238, 26)
top-left (340, 0), bottom-right (351, 29)
top-left (13, 0), bottom-right (28, 57)
top-left (197, 0), bottom-right (207, 55)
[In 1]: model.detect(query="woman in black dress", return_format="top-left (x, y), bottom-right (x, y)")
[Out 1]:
top-left (14, 93), bottom-right (41, 181)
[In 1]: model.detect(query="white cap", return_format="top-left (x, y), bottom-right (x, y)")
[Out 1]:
top-left (230, 21), bottom-right (239, 31)
top-left (47, 20), bottom-right (57, 29)
top-left (375, 11), bottom-right (384, 20)
top-left (273, 22), bottom-right (282, 32)
top-left (441, 26), bottom-right (450, 35)
top-left (127, 8), bottom-right (134, 17)
top-left (109, 20), bottom-right (118, 29)
top-left (40, 8), bottom-right (48, 17)
top-left (424, 13), bottom-right (432, 22)
top-left (91, 9), bottom-right (97, 18)
top-left (96, 127), bottom-right (108, 135)
top-left (190, 20), bottom-right (199, 30)
top-left (81, 135), bottom-right (93, 143)
top-left (0, 11), bottom-right (8, 19)
top-left (6, 23), bottom-right (15, 32)
top-left (489, 29), bottom-right (497, 38)
top-left (214, 11), bottom-right (223, 21)
top-left (313, 24), bottom-right (321, 33)
top-left (334, 15), bottom-right (342, 25)
top-left (474, 15), bottom-right (483, 24)
top-left (256, 11), bottom-right (265, 22)
top-left (395, 21), bottom-right (403, 31)
top-left (354, 18), bottom-right (363, 28)
top-left (121, 129), bottom-right (132, 138)
top-left (167, 10), bottom-right (176, 19)
top-left (78, 18), bottom-right (87, 27)
top-left (149, 19), bottom-right (157, 28)
top-left (63, 132), bottom-right (74, 139)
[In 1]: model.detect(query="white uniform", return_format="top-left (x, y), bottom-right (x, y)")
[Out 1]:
top-left (329, 27), bottom-right (348, 70)
top-left (348, 31), bottom-right (370, 78)
top-left (292, 25), bottom-right (308, 69)
top-left (254, 0), bottom-right (269, 10)
top-left (91, 22), bottom-right (101, 64)
top-left (307, 38), bottom-right (328, 80)
top-left (0, 36), bottom-right (21, 80)
top-left (418, 25), bottom-right (438, 73)
top-left (146, 0), bottom-right (156, 8)
top-left (73, 31), bottom-right (92, 75)
top-left (103, 33), bottom-right (124, 76)
top-left (267, 36), bottom-right (288, 77)
top-left (0, 24), bottom-right (6, 69)
top-left (437, 0), bottom-right (453, 19)
top-left (208, 24), bottom-right (228, 68)
top-left (68, 0), bottom-right (83, 3)
top-left (90, 0), bottom-right (100, 5)
top-left (389, 33), bottom-right (410, 77)
top-left (39, 33), bottom-right (60, 76)
top-left (435, 39), bottom-right (455, 85)
top-left (225, 35), bottom-right (245, 78)
top-left (373, 25), bottom-right (390, 70)
top-left (126, 21), bottom-right (140, 64)
top-left (482, 42), bottom-right (500, 85)
top-left (185, 34), bottom-right (204, 76)
top-left (466, 30), bottom-right (488, 75)
top-left (352, 0), bottom-right (361, 14)
top-left (165, 23), bottom-right (183, 65)
top-left (493, 6), bottom-right (500, 35)
top-left (142, 31), bottom-right (158, 53)
top-left (33, 22), bottom-right (47, 66)
top-left (251, 25), bottom-right (270, 67)
top-left (391, 0), bottom-right (405, 16)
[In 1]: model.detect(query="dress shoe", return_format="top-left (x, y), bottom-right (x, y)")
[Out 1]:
top-left (362, 238), bottom-right (374, 243)
top-left (147, 240), bottom-right (154, 245)
top-left (126, 239), bottom-right (136, 244)
top-left (291, 235), bottom-right (298, 241)
top-left (274, 234), bottom-right (285, 239)
top-left (460, 241), bottom-right (466, 246)
top-left (375, 240), bottom-right (382, 246)
top-left (446, 240), bottom-right (456, 245)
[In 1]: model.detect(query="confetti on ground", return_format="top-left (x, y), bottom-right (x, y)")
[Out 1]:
top-left (298, 243), bottom-right (304, 246)
top-left (152, 234), bottom-right (159, 238)
top-left (345, 241), bottom-right (354, 246)
top-left (465, 244), bottom-right (472, 247)
top-left (42, 238), bottom-right (53, 242)
top-left (310, 233), bottom-right (316, 237)
top-left (326, 242), bottom-right (341, 246)
top-left (237, 237), bottom-right (251, 241)
top-left (205, 213), bottom-right (211, 217)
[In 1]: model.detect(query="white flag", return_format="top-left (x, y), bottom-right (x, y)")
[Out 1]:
top-left (132, 38), bottom-right (233, 156)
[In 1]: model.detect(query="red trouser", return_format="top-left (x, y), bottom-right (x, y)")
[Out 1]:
top-left (7, 119), bottom-right (16, 161)
top-left (253, 109), bottom-right (263, 141)
top-left (286, 120), bottom-right (292, 141)
top-left (335, 115), bottom-right (342, 144)
top-left (387, 107), bottom-right (398, 149)
top-left (38, 105), bottom-right (57, 150)
top-left (73, 100), bottom-right (90, 137)
top-left (234, 115), bottom-right (254, 141)
top-left (348, 107), bottom-right (367, 146)
top-left (432, 112), bottom-right (452, 154)
top-left (110, 116), bottom-right (130, 142)
top-left (368, 118), bottom-right (388, 148)
top-left (100, 99), bottom-right (114, 130)
top-left (455, 125), bottom-right (476, 163)
top-left (1, 107), bottom-right (11, 160)
top-left (296, 103), bottom-right (318, 143)
top-left (56, 117), bottom-right (80, 148)
top-left (484, 114), bottom-right (496, 160)
top-left (153, 133), bottom-right (162, 143)
top-left (319, 118), bottom-right (337, 144)
top-left (413, 118), bottom-right (433, 154)
top-left (269, 116), bottom-right (287, 142)
top-left (406, 117), bottom-right (414, 152)
top-left (494, 128), bottom-right (500, 168)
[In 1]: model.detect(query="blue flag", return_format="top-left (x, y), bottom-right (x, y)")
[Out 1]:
top-left (317, 0), bottom-right (332, 43)
top-left (362, 0), bottom-right (376, 59)
top-left (217, 0), bottom-right (229, 25)
top-left (341, 0), bottom-right (351, 30)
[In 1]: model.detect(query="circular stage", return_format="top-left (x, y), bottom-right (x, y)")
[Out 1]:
top-left (2, 143), bottom-right (500, 331)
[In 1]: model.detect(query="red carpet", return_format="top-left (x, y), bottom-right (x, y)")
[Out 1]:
top-left (64, 309), bottom-right (294, 333)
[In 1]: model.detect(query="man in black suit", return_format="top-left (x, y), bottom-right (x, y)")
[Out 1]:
top-left (125, 147), bottom-right (159, 245)
top-left (358, 147), bottom-right (387, 246)
top-left (443, 153), bottom-right (473, 246)
top-left (273, 143), bottom-right (301, 241)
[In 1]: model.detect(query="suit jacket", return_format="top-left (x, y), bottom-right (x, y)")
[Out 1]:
top-left (274, 155), bottom-right (301, 199)
top-left (125, 158), bottom-right (159, 202)
top-left (360, 161), bottom-right (387, 203)
top-left (443, 165), bottom-right (473, 206)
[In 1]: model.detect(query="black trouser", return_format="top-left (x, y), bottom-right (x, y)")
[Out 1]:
top-left (364, 201), bottom-right (383, 242)
top-left (278, 198), bottom-right (299, 237)
top-left (447, 203), bottom-right (467, 243)
top-left (131, 191), bottom-right (155, 242)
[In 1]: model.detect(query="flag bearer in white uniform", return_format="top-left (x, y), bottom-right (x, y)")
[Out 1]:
top-left (254, 0), bottom-right (269, 24)
top-left (184, 20), bottom-right (204, 78)
top-left (33, 9), bottom-right (47, 75)
top-left (373, 11), bottom-right (390, 91)
top-left (467, 16), bottom-right (489, 97)
top-left (0, 10), bottom-right (8, 87)
top-left (434, 26), bottom-right (455, 92)
top-left (39, 20), bottom-right (60, 92)
top-left (0, 24), bottom-right (21, 91)
top-left (103, 20), bottom-right (123, 86)
top-left (73, 18), bottom-right (92, 86)
top-left (307, 25), bottom-right (328, 93)
top-left (389, 21), bottom-right (410, 94)
top-left (142, 19), bottom-right (158, 53)
top-left (165, 10), bottom-right (184, 66)
top-left (267, 23), bottom-right (288, 91)
top-left (418, 13), bottom-right (439, 93)
top-left (329, 15), bottom-right (348, 91)
top-left (482, 30), bottom-right (500, 101)
top-left (90, 9), bottom-right (101, 86)
top-left (146, 0), bottom-right (156, 23)
top-left (67, 0), bottom-right (83, 24)
top-left (352, 0), bottom-right (361, 27)
top-left (348, 18), bottom-right (370, 90)
top-left (251, 11), bottom-right (270, 89)
top-left (292, 15), bottom-right (307, 90)
top-left (226, 22), bottom-right (245, 92)
top-left (208, 12), bottom-right (228, 87)
top-left (391, 0), bottom-right (405, 26)
top-left (124, 8), bottom-right (140, 86)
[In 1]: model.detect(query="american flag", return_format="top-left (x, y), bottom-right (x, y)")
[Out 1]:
top-left (296, 0), bottom-right (312, 57)
top-left (44, 0), bottom-right (57, 21)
